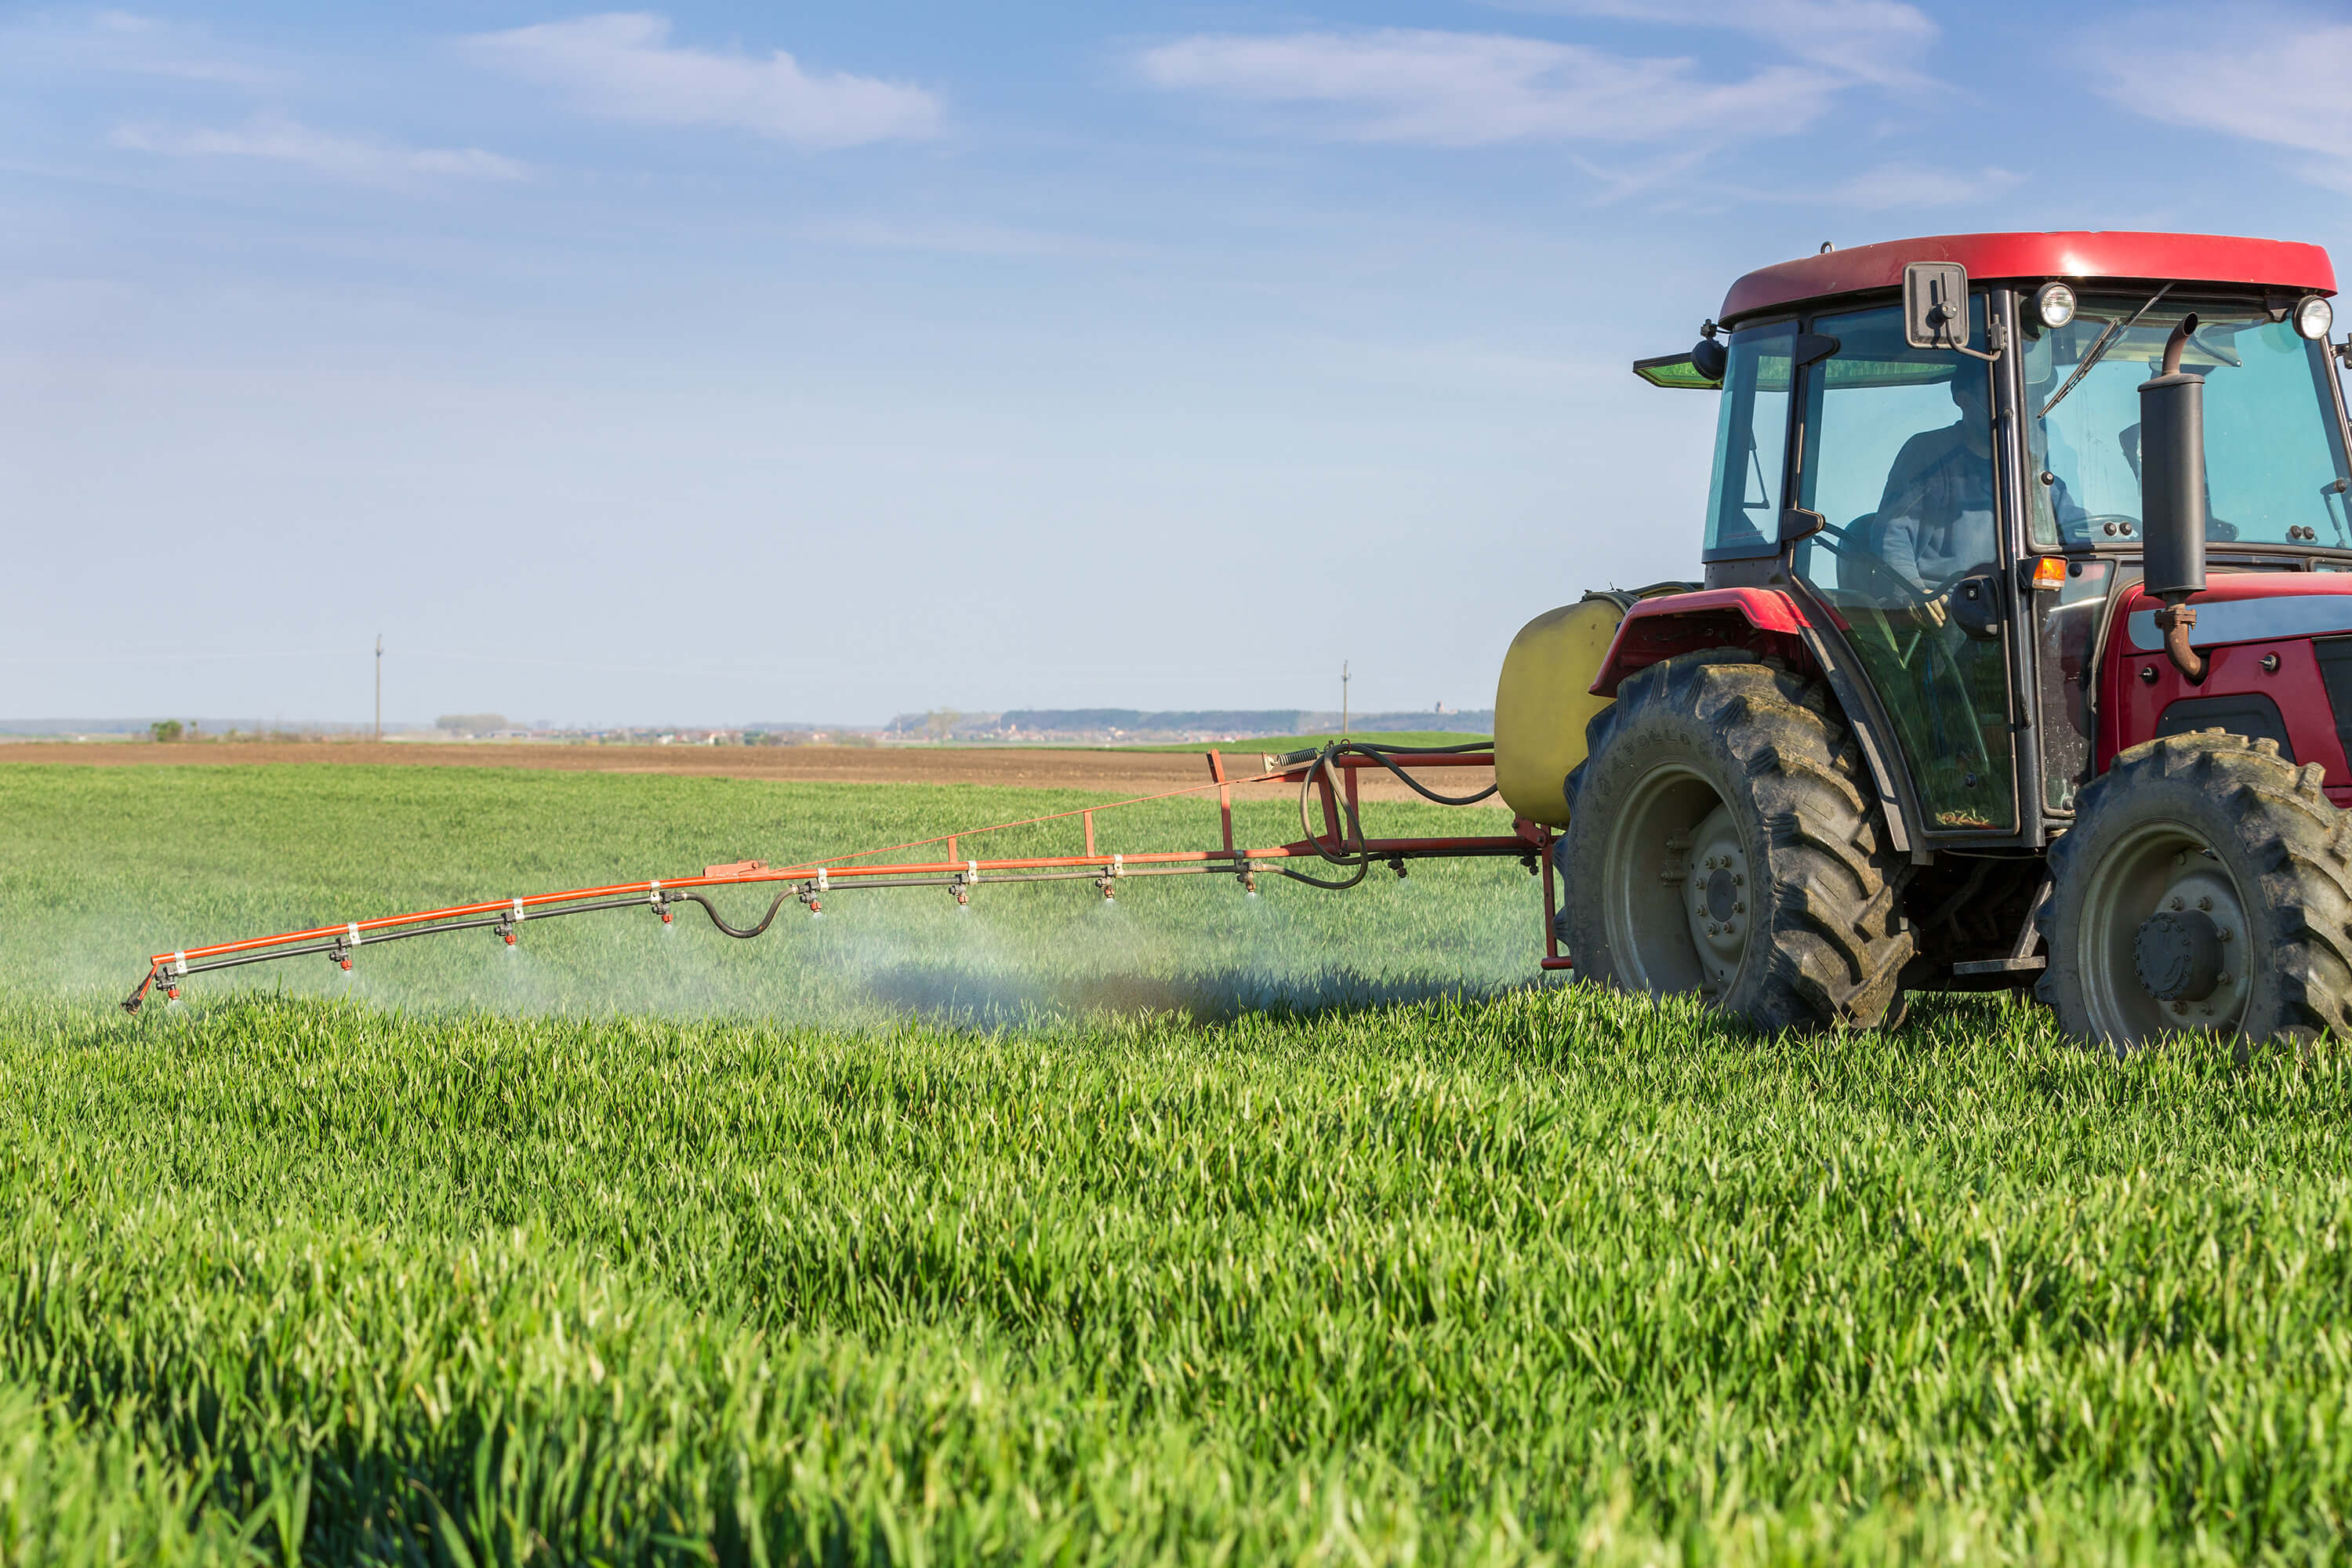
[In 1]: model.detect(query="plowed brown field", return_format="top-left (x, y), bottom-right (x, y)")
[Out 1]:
top-left (0, 742), bottom-right (1492, 802)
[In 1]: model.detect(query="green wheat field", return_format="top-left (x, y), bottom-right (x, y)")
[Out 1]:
top-left (2, 762), bottom-right (2349, 1565)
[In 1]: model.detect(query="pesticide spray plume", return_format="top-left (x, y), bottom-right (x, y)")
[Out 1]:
top-left (116, 741), bottom-right (1552, 1020)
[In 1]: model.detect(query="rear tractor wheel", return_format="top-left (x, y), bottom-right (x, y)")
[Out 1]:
top-left (2038, 731), bottom-right (2352, 1049)
top-left (1563, 652), bottom-right (1913, 1031)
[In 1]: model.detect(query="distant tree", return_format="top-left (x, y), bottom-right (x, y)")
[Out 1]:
top-left (149, 720), bottom-right (183, 742)
top-left (435, 713), bottom-right (506, 735)
top-left (924, 709), bottom-right (961, 742)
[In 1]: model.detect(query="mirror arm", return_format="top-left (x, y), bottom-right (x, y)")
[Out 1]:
top-left (1947, 314), bottom-right (2005, 365)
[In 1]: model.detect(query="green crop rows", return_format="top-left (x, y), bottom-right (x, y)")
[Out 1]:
top-left (2, 763), bottom-right (2350, 1565)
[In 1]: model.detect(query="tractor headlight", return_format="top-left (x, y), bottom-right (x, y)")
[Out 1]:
top-left (2032, 281), bottom-right (2077, 330)
top-left (2295, 294), bottom-right (2334, 341)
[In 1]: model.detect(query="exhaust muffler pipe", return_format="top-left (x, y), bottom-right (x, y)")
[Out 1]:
top-left (2141, 314), bottom-right (2208, 683)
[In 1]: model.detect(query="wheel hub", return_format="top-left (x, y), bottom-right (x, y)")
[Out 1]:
top-left (1597, 764), bottom-right (1754, 997)
top-left (2134, 909), bottom-right (2225, 1001)
top-left (2078, 828), bottom-right (2249, 1036)
top-left (1681, 804), bottom-right (1749, 990)
top-left (1704, 868), bottom-right (1738, 922)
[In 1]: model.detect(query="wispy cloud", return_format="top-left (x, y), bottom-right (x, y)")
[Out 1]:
top-left (459, 13), bottom-right (941, 150)
top-left (2100, 17), bottom-right (2352, 191)
top-left (1, 8), bottom-right (278, 83)
top-left (1135, 28), bottom-right (1831, 148)
top-left (111, 116), bottom-right (526, 186)
top-left (797, 216), bottom-right (1138, 260)
top-left (1824, 161), bottom-right (2021, 209)
top-left (4, 8), bottom-right (275, 83)
top-left (1497, 0), bottom-right (1936, 89)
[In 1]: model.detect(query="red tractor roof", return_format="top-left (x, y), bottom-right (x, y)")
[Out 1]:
top-left (1719, 231), bottom-right (2336, 325)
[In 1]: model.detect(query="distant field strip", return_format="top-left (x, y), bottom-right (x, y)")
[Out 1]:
top-left (2, 764), bottom-right (2349, 1564)
top-left (0, 740), bottom-right (1494, 800)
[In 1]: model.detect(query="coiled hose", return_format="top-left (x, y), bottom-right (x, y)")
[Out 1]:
top-left (1280, 739), bottom-right (1497, 889)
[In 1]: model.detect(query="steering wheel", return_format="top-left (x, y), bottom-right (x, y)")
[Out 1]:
top-left (1802, 528), bottom-right (1950, 646)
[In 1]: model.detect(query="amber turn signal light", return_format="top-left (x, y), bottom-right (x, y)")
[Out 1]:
top-left (2029, 557), bottom-right (2067, 591)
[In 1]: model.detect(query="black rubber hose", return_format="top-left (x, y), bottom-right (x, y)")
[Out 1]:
top-left (1338, 742), bottom-right (1499, 807)
top-left (1341, 738), bottom-right (1494, 755)
top-left (1279, 746), bottom-right (1374, 889)
top-left (666, 887), bottom-right (798, 938)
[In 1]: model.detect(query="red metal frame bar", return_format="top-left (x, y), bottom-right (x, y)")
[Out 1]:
top-left (1538, 822), bottom-right (1573, 971)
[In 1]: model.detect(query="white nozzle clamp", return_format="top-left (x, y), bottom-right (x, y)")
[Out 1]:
top-left (967, 859), bottom-right (978, 881)
top-left (816, 867), bottom-right (829, 891)
top-left (172, 952), bottom-right (187, 976)
top-left (1112, 854), bottom-right (1124, 877)
top-left (648, 878), bottom-right (662, 905)
top-left (511, 898), bottom-right (526, 921)
top-left (347, 923), bottom-right (362, 947)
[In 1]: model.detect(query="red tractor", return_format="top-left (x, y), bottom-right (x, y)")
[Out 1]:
top-left (1531, 230), bottom-right (2352, 1047)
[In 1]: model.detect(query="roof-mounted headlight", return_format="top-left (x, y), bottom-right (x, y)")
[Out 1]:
top-left (2031, 281), bottom-right (2076, 330)
top-left (2295, 294), bottom-right (2334, 341)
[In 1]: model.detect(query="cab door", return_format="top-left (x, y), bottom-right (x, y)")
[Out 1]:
top-left (1785, 301), bottom-right (2019, 833)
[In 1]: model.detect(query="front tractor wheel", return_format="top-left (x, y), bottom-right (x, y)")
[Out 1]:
top-left (1563, 652), bottom-right (1913, 1031)
top-left (2039, 731), bottom-right (2352, 1049)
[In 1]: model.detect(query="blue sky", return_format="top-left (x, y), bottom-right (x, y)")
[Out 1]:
top-left (5, 2), bottom-right (2348, 725)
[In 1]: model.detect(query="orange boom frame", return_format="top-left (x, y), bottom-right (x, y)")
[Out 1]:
top-left (122, 741), bottom-right (1570, 1014)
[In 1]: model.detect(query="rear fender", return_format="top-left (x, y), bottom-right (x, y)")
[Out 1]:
top-left (1588, 586), bottom-right (1919, 856)
top-left (1588, 588), bottom-right (1813, 697)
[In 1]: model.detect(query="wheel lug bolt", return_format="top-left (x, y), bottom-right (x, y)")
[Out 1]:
top-left (2197, 896), bottom-right (2212, 911)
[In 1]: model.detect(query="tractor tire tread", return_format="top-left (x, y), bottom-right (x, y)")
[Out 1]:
top-left (1567, 650), bottom-right (1913, 1031)
top-left (2040, 730), bottom-right (2352, 1045)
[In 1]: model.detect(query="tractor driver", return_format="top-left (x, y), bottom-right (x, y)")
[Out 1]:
top-left (1875, 367), bottom-right (1996, 622)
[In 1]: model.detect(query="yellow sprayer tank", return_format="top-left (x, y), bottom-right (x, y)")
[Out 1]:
top-left (1490, 594), bottom-right (1631, 826)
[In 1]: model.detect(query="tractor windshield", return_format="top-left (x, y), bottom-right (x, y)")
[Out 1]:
top-left (2023, 298), bottom-right (2352, 550)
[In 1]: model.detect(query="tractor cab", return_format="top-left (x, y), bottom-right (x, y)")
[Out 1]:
top-left (1632, 232), bottom-right (2352, 851)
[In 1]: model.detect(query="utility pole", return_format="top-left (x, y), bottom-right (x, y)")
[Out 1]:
top-left (1341, 659), bottom-right (1350, 738)
top-left (374, 634), bottom-right (383, 742)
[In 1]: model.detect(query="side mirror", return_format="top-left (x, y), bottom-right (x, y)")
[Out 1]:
top-left (1904, 262), bottom-right (1970, 351)
top-left (2140, 314), bottom-right (2208, 602)
top-left (1903, 261), bottom-right (2002, 363)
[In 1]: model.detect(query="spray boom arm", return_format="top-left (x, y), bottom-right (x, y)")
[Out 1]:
top-left (124, 742), bottom-right (1554, 1014)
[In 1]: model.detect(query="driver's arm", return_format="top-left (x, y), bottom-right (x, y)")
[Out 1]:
top-left (1872, 432), bottom-right (1944, 587)
top-left (1876, 485), bottom-right (1939, 595)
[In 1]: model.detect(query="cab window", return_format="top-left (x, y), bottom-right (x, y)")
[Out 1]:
top-left (1788, 299), bottom-right (2015, 832)
top-left (1702, 323), bottom-right (1794, 560)
top-left (2022, 299), bottom-right (2352, 550)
